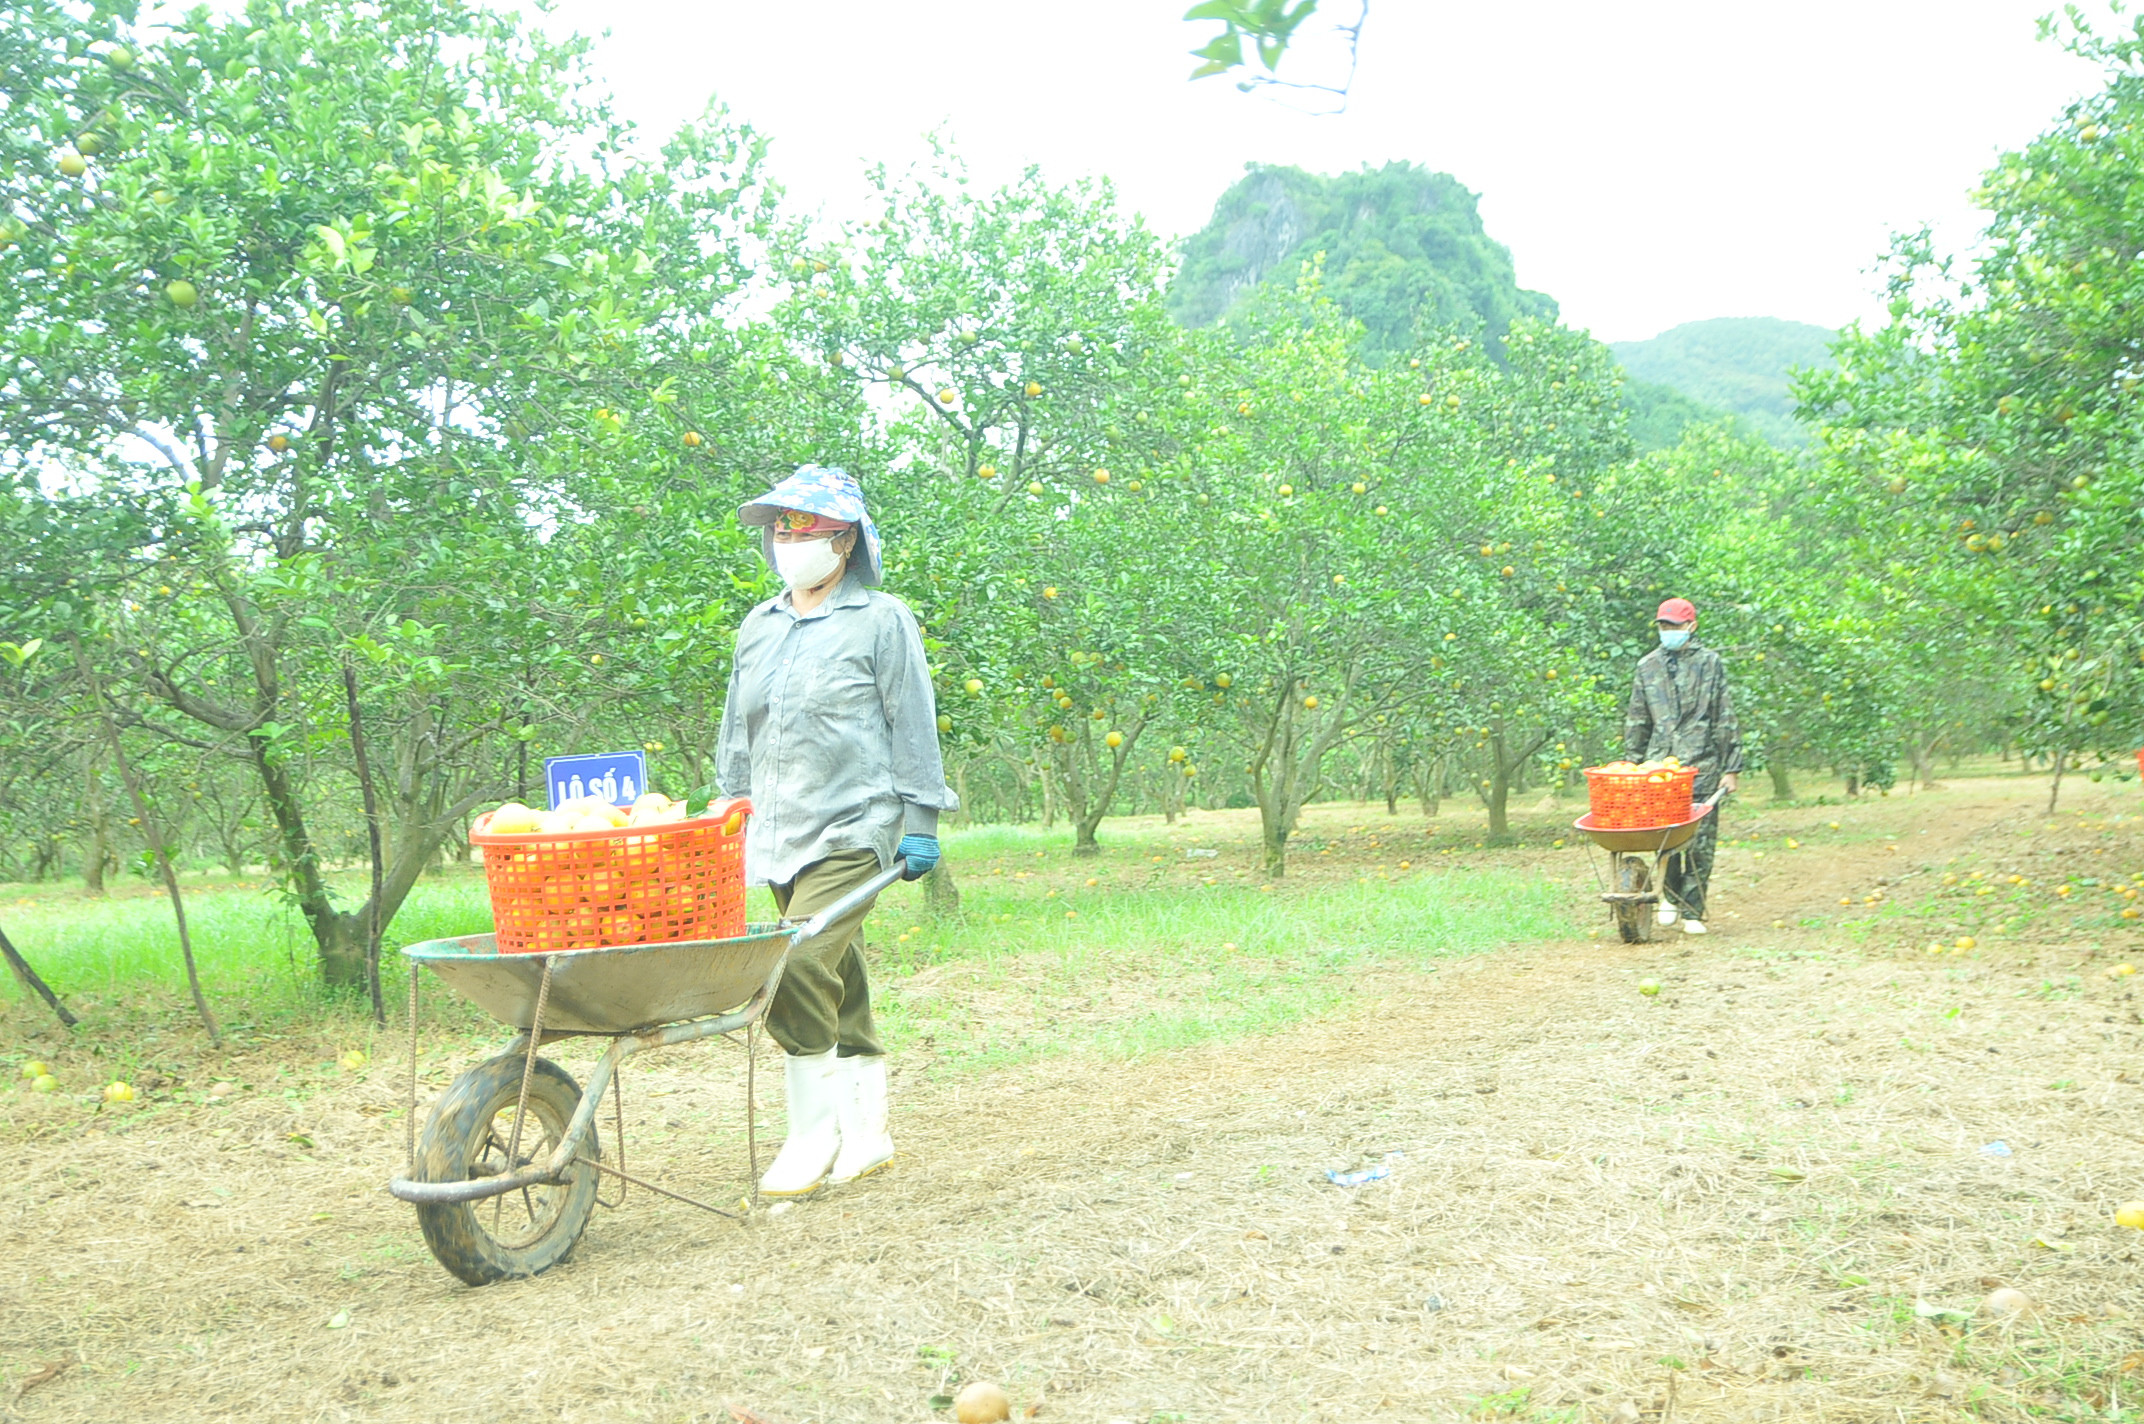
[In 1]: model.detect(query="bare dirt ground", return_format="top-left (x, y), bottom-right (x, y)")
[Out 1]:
top-left (5, 773), bottom-right (2144, 1423)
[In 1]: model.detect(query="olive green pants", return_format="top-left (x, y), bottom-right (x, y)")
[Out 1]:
top-left (1664, 786), bottom-right (1725, 921)
top-left (766, 848), bottom-right (885, 1059)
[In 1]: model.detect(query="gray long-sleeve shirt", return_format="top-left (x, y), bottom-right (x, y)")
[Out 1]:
top-left (716, 575), bottom-right (958, 887)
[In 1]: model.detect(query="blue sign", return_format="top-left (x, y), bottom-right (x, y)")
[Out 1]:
top-left (544, 752), bottom-right (648, 810)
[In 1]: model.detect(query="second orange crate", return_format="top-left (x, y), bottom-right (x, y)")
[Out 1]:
top-left (1583, 766), bottom-right (1697, 829)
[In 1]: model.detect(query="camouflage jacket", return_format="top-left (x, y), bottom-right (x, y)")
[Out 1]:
top-left (1623, 639), bottom-right (1743, 783)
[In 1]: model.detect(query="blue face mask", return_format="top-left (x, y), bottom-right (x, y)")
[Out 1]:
top-left (1659, 628), bottom-right (1692, 650)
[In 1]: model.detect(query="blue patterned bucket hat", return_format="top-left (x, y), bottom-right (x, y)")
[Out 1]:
top-left (738, 465), bottom-right (882, 587)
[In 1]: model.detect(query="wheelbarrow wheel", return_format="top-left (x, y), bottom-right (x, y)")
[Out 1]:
top-left (413, 1052), bottom-right (600, 1286)
top-left (1613, 856), bottom-right (1655, 944)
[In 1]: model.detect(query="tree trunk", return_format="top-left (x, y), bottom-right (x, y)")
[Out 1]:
top-left (1168, 760), bottom-right (1191, 823)
top-left (923, 857), bottom-right (960, 918)
top-left (0, 919), bottom-right (77, 1030)
top-left (1902, 736), bottom-right (1934, 791)
top-left (249, 732), bottom-right (368, 987)
top-left (1038, 762), bottom-right (1057, 830)
top-left (1051, 743), bottom-right (1092, 851)
top-left (1412, 756), bottom-right (1441, 817)
top-left (1483, 730), bottom-right (1513, 841)
top-left (1065, 722), bottom-right (1141, 857)
top-left (1767, 761), bottom-right (1794, 802)
top-left (343, 663), bottom-right (387, 1025)
top-left (1485, 763), bottom-right (1511, 840)
top-left (1259, 804), bottom-right (1289, 879)
top-left (71, 638), bottom-right (220, 1046)
top-left (2047, 747), bottom-right (2067, 814)
top-left (1251, 708), bottom-right (1301, 880)
top-left (1074, 737), bottom-right (1140, 854)
top-left (81, 754), bottom-right (110, 896)
top-left (1247, 670), bottom-right (1365, 876)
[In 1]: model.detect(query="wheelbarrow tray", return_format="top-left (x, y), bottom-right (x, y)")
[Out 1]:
top-left (1573, 802), bottom-right (1715, 854)
top-left (401, 923), bottom-right (792, 1035)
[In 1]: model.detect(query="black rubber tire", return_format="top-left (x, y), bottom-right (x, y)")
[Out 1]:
top-left (1614, 856), bottom-right (1655, 944)
top-left (413, 1053), bottom-right (600, 1286)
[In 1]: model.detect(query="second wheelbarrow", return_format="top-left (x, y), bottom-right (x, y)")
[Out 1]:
top-left (1575, 798), bottom-right (1719, 943)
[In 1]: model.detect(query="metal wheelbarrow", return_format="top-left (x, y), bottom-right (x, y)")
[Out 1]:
top-left (1574, 797), bottom-right (1720, 943)
top-left (387, 860), bottom-right (906, 1285)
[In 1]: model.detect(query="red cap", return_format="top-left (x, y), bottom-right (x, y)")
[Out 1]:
top-left (1655, 597), bottom-right (1697, 624)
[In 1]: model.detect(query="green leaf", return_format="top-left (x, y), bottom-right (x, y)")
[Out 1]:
top-left (1191, 31), bottom-right (1244, 69)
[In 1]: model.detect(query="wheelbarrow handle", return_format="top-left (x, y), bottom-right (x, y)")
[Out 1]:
top-left (786, 858), bottom-right (911, 950)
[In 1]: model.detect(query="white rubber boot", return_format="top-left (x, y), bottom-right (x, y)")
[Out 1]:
top-left (1682, 918), bottom-right (1709, 935)
top-left (759, 1049), bottom-right (841, 1197)
top-left (1656, 905), bottom-right (1679, 927)
top-left (828, 1054), bottom-right (895, 1185)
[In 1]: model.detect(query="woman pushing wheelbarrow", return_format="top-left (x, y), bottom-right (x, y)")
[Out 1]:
top-left (716, 465), bottom-right (958, 1196)
top-left (387, 465), bottom-right (947, 1283)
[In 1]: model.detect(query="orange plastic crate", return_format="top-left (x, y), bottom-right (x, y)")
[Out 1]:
top-left (1582, 766), bottom-right (1696, 830)
top-left (470, 802), bottom-right (749, 954)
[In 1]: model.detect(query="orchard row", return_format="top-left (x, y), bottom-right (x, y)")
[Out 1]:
top-left (0, 0), bottom-right (2135, 989)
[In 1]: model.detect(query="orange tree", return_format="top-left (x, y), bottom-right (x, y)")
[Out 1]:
top-left (1799, 16), bottom-right (2144, 801)
top-left (1101, 280), bottom-right (1458, 876)
top-left (1580, 421), bottom-right (1977, 801)
top-left (781, 161), bottom-right (1189, 844)
top-left (0, 0), bottom-right (805, 984)
top-left (1379, 320), bottom-right (1640, 838)
top-left (1581, 426), bottom-right (1869, 797)
top-left (780, 158), bottom-right (1174, 489)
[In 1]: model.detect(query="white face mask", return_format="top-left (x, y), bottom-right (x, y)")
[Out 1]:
top-left (772, 536), bottom-right (844, 591)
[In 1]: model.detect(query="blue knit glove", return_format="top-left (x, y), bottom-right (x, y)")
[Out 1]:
top-left (896, 833), bottom-right (940, 881)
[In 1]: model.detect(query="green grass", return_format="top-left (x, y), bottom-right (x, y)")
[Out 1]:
top-left (0, 873), bottom-right (493, 995)
top-left (0, 820), bottom-right (1577, 1065)
top-left (0, 871), bottom-right (498, 1031)
top-left (861, 830), bottom-right (1574, 1069)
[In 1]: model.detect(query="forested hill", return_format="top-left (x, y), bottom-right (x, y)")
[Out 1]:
top-left (1172, 167), bottom-right (1837, 449)
top-left (1168, 162), bottom-right (1558, 363)
top-left (1609, 318), bottom-right (1837, 446)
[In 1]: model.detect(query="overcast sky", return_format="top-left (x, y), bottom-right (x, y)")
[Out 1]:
top-left (526, 0), bottom-right (2106, 344)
